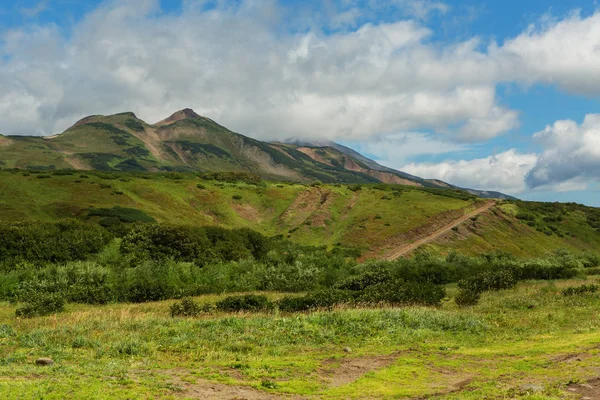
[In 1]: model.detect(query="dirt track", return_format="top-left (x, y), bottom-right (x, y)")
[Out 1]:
top-left (385, 201), bottom-right (495, 261)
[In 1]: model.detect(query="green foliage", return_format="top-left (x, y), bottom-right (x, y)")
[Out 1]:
top-left (199, 171), bottom-right (262, 185)
top-left (87, 206), bottom-right (156, 227)
top-left (170, 297), bottom-right (205, 317)
top-left (562, 284), bottom-right (599, 296)
top-left (455, 269), bottom-right (517, 306)
top-left (0, 220), bottom-right (112, 264)
top-left (232, 194), bottom-right (242, 200)
top-left (278, 290), bottom-right (355, 312)
top-left (15, 292), bottom-right (65, 318)
top-left (358, 279), bottom-right (445, 306)
top-left (215, 294), bottom-right (274, 312)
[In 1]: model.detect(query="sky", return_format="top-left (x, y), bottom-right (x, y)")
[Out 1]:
top-left (1, 1), bottom-right (600, 206)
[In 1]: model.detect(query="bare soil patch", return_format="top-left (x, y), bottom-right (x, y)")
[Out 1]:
top-left (566, 377), bottom-right (600, 399)
top-left (319, 352), bottom-right (400, 387)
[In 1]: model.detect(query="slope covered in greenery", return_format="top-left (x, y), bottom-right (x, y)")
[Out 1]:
top-left (0, 109), bottom-right (513, 198)
top-left (0, 169), bottom-right (596, 257)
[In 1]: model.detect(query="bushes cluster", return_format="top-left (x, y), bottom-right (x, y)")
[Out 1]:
top-left (170, 297), bottom-right (206, 317)
top-left (455, 269), bottom-right (517, 306)
top-left (120, 224), bottom-right (270, 265)
top-left (199, 171), bottom-right (262, 185)
top-left (87, 206), bottom-right (156, 227)
top-left (15, 292), bottom-right (65, 318)
top-left (0, 220), bottom-right (112, 264)
top-left (215, 294), bottom-right (274, 312)
top-left (562, 284), bottom-right (599, 296)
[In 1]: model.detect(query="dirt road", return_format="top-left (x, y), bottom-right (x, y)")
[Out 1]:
top-left (386, 201), bottom-right (495, 261)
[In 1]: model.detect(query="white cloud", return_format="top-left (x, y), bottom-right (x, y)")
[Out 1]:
top-left (0, 0), bottom-right (511, 140)
top-left (19, 1), bottom-right (48, 18)
top-left (348, 131), bottom-right (467, 167)
top-left (526, 114), bottom-right (600, 188)
top-left (496, 11), bottom-right (600, 95)
top-left (386, 0), bottom-right (450, 19)
top-left (1, 0), bottom-right (600, 158)
top-left (402, 149), bottom-right (538, 194)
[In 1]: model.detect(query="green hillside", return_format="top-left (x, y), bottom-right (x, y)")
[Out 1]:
top-left (0, 109), bottom-right (514, 199)
top-left (0, 169), bottom-right (596, 258)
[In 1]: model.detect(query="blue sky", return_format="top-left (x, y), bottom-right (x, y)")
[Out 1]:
top-left (1, 0), bottom-right (600, 206)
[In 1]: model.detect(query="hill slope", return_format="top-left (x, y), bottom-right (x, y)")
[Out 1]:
top-left (0, 170), bottom-right (596, 258)
top-left (0, 109), bottom-right (513, 198)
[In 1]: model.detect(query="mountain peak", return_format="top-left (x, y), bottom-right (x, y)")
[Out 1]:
top-left (155, 108), bottom-right (202, 126)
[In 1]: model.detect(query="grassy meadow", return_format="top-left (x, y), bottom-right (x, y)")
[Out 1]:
top-left (2, 277), bottom-right (600, 399)
top-left (1, 170), bottom-right (600, 399)
top-left (0, 169), bottom-right (599, 257)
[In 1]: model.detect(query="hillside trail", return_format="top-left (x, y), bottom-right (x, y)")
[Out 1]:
top-left (385, 201), bottom-right (496, 261)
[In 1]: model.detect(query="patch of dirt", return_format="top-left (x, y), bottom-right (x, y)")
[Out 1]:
top-left (268, 144), bottom-right (296, 160)
top-left (178, 381), bottom-right (289, 400)
top-left (154, 108), bottom-right (202, 126)
top-left (566, 377), bottom-right (600, 399)
top-left (232, 203), bottom-right (261, 223)
top-left (278, 188), bottom-right (323, 227)
top-left (64, 155), bottom-right (91, 170)
top-left (0, 136), bottom-right (13, 146)
top-left (342, 157), bottom-right (420, 186)
top-left (297, 147), bottom-right (334, 166)
top-left (319, 353), bottom-right (400, 387)
top-left (128, 126), bottom-right (173, 161)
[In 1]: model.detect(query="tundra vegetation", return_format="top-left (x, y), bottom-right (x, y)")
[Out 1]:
top-left (1, 171), bottom-right (600, 398)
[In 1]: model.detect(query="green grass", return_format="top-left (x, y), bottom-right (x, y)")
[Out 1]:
top-left (2, 278), bottom-right (600, 398)
top-left (0, 170), bottom-right (598, 258)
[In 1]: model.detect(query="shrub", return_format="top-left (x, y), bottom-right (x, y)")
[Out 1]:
top-left (358, 280), bottom-right (445, 306)
top-left (232, 195), bottom-right (242, 200)
top-left (170, 297), bottom-right (204, 317)
top-left (335, 269), bottom-right (391, 291)
top-left (348, 184), bottom-right (362, 192)
top-left (455, 289), bottom-right (481, 307)
top-left (278, 290), bottom-right (354, 312)
top-left (562, 284), bottom-right (599, 296)
top-left (200, 171), bottom-right (262, 185)
top-left (120, 224), bottom-right (213, 264)
top-left (196, 184), bottom-right (206, 190)
top-left (15, 292), bottom-right (65, 318)
top-left (87, 206), bottom-right (156, 226)
top-left (0, 220), bottom-right (112, 264)
top-left (215, 294), bottom-right (274, 312)
top-left (455, 269), bottom-right (517, 306)
top-left (458, 269), bottom-right (515, 293)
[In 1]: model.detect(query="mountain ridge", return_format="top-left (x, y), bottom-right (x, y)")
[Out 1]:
top-left (0, 108), bottom-right (515, 199)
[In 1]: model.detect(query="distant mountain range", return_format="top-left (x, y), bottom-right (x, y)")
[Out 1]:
top-left (0, 108), bottom-right (515, 199)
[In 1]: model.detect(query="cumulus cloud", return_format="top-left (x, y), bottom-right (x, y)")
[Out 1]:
top-left (496, 11), bottom-right (600, 95)
top-left (350, 132), bottom-right (467, 168)
top-left (402, 149), bottom-right (538, 194)
top-left (526, 114), bottom-right (600, 188)
top-left (0, 0), bottom-right (511, 139)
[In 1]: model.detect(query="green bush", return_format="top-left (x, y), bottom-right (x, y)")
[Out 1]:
top-left (278, 290), bottom-right (355, 312)
top-left (562, 284), bottom-right (599, 296)
top-left (358, 280), bottom-right (445, 306)
top-left (0, 220), bottom-right (112, 264)
top-left (170, 297), bottom-right (205, 317)
top-left (216, 294), bottom-right (274, 312)
top-left (454, 289), bottom-right (481, 307)
top-left (232, 195), bottom-right (242, 200)
top-left (200, 171), bottom-right (262, 185)
top-left (15, 292), bottom-right (65, 318)
top-left (455, 269), bottom-right (517, 306)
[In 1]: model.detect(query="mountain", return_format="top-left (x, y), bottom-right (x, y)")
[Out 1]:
top-left (0, 109), bottom-right (514, 198)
